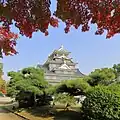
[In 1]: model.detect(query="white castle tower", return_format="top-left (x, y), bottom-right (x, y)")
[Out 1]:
top-left (37, 45), bottom-right (84, 84)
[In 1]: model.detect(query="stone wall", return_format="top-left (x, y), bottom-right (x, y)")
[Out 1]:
top-left (44, 73), bottom-right (81, 85)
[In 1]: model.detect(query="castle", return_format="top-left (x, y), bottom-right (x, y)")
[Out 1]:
top-left (37, 45), bottom-right (84, 84)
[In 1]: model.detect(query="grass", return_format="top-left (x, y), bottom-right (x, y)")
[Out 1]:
top-left (1, 103), bottom-right (82, 120)
top-left (16, 105), bottom-right (82, 120)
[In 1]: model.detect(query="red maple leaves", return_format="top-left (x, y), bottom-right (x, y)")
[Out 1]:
top-left (1, 0), bottom-right (58, 38)
top-left (0, 0), bottom-right (58, 56)
top-left (55, 0), bottom-right (120, 38)
top-left (0, 0), bottom-right (120, 56)
top-left (0, 0), bottom-right (120, 39)
top-left (0, 27), bottom-right (18, 56)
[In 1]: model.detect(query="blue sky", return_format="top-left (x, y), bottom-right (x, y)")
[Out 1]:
top-left (2, 23), bottom-right (120, 80)
top-left (2, 2), bottom-right (120, 79)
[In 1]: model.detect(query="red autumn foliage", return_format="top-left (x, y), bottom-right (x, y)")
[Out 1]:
top-left (0, 0), bottom-right (120, 38)
top-left (0, 27), bottom-right (18, 56)
top-left (0, 0), bottom-right (58, 38)
top-left (0, 0), bottom-right (120, 56)
top-left (0, 80), bottom-right (6, 95)
top-left (55, 0), bottom-right (120, 38)
top-left (1, 88), bottom-right (6, 94)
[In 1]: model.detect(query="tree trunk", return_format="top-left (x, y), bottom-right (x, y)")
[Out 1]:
top-left (33, 93), bottom-right (36, 107)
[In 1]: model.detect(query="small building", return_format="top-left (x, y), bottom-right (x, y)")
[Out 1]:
top-left (37, 45), bottom-right (84, 85)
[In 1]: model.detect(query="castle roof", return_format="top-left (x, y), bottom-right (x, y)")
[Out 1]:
top-left (53, 45), bottom-right (70, 55)
top-left (57, 54), bottom-right (71, 60)
top-left (43, 45), bottom-right (79, 66)
top-left (58, 61), bottom-right (71, 70)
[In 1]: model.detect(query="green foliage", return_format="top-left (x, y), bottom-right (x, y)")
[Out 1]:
top-left (55, 78), bottom-right (91, 96)
top-left (88, 68), bottom-right (116, 86)
top-left (63, 78), bottom-right (90, 91)
top-left (0, 91), bottom-right (4, 97)
top-left (113, 64), bottom-right (120, 77)
top-left (45, 84), bottom-right (57, 95)
top-left (54, 93), bottom-right (76, 105)
top-left (7, 86), bottom-right (19, 97)
top-left (7, 67), bottom-right (47, 97)
top-left (7, 67), bottom-right (50, 107)
top-left (82, 85), bottom-right (120, 120)
top-left (16, 91), bottom-right (34, 108)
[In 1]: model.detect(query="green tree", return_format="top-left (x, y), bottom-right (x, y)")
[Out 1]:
top-left (55, 78), bottom-right (90, 96)
top-left (7, 67), bottom-right (49, 107)
top-left (45, 84), bottom-right (57, 95)
top-left (54, 93), bottom-right (76, 106)
top-left (82, 85), bottom-right (120, 120)
top-left (88, 68), bottom-right (116, 86)
top-left (113, 64), bottom-right (120, 77)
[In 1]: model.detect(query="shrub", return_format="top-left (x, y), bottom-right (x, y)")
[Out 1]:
top-left (82, 85), bottom-right (120, 120)
top-left (0, 91), bottom-right (4, 97)
top-left (54, 93), bottom-right (76, 106)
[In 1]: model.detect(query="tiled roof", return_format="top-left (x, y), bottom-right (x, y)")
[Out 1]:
top-left (76, 69), bottom-right (85, 76)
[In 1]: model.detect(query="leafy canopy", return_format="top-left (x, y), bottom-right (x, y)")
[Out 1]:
top-left (0, 0), bottom-right (120, 38)
top-left (82, 85), bottom-right (120, 120)
top-left (7, 67), bottom-right (48, 97)
top-left (113, 64), bottom-right (120, 77)
top-left (88, 68), bottom-right (116, 86)
top-left (54, 93), bottom-right (76, 106)
top-left (54, 78), bottom-right (90, 96)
